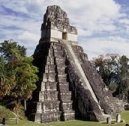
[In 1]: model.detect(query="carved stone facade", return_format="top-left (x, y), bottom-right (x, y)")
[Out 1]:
top-left (41, 5), bottom-right (77, 43)
top-left (27, 5), bottom-right (123, 123)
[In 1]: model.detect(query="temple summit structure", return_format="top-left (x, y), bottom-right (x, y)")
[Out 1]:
top-left (27, 5), bottom-right (123, 123)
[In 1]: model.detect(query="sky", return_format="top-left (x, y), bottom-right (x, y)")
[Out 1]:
top-left (0, 0), bottom-right (129, 59)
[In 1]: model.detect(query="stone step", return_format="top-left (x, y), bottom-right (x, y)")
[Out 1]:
top-left (45, 68), bottom-right (56, 73)
top-left (45, 65), bottom-right (55, 73)
top-left (57, 66), bottom-right (66, 71)
top-left (55, 57), bottom-right (65, 62)
top-left (39, 91), bottom-right (58, 101)
top-left (42, 73), bottom-right (48, 82)
top-left (62, 111), bottom-right (75, 121)
top-left (61, 102), bottom-right (73, 110)
top-left (56, 62), bottom-right (66, 67)
top-left (33, 101), bottom-right (60, 113)
top-left (41, 111), bottom-right (61, 123)
top-left (58, 74), bottom-right (67, 78)
top-left (34, 111), bottom-right (61, 123)
top-left (58, 77), bottom-right (67, 82)
top-left (42, 73), bottom-right (56, 82)
top-left (43, 103), bottom-right (60, 112)
top-left (49, 65), bottom-right (56, 72)
top-left (59, 84), bottom-right (70, 92)
top-left (46, 60), bottom-right (55, 65)
top-left (41, 82), bottom-right (57, 91)
top-left (60, 92), bottom-right (72, 101)
top-left (54, 52), bottom-right (64, 58)
top-left (48, 50), bottom-right (54, 57)
top-left (57, 69), bottom-right (66, 75)
top-left (48, 73), bottom-right (56, 82)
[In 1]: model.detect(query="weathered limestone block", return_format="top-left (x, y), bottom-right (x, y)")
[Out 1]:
top-left (48, 50), bottom-right (54, 57)
top-left (72, 45), bottom-right (83, 53)
top-left (45, 65), bottom-right (49, 73)
top-left (48, 73), bottom-right (56, 82)
top-left (107, 116), bottom-right (112, 124)
top-left (47, 56), bottom-right (54, 62)
top-left (59, 83), bottom-right (69, 92)
top-left (62, 111), bottom-right (75, 121)
top-left (46, 60), bottom-right (54, 66)
top-left (55, 57), bottom-right (65, 62)
top-left (53, 44), bottom-right (62, 50)
top-left (49, 65), bottom-right (56, 73)
top-left (57, 69), bottom-right (66, 74)
top-left (54, 51), bottom-right (64, 58)
top-left (56, 62), bottom-right (66, 67)
top-left (116, 114), bottom-right (121, 123)
top-left (39, 91), bottom-right (44, 101)
top-left (57, 67), bottom-right (66, 74)
top-left (45, 82), bottom-right (57, 91)
top-left (43, 101), bottom-right (60, 112)
top-left (41, 82), bottom-right (45, 91)
top-left (40, 82), bottom-right (57, 91)
top-left (36, 102), bottom-right (42, 113)
top-left (43, 73), bottom-right (48, 82)
top-left (45, 103), bottom-right (59, 112)
top-left (58, 74), bottom-right (67, 78)
top-left (56, 64), bottom-right (66, 70)
top-left (62, 102), bottom-right (73, 110)
top-left (58, 76), bottom-right (67, 82)
top-left (41, 112), bottom-right (60, 123)
top-left (34, 113), bottom-right (41, 122)
top-left (44, 91), bottom-right (58, 101)
top-left (60, 92), bottom-right (72, 101)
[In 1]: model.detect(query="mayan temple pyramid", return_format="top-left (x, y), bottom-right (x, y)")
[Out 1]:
top-left (27, 5), bottom-right (123, 123)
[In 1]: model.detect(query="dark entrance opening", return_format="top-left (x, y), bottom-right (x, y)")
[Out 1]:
top-left (62, 32), bottom-right (67, 40)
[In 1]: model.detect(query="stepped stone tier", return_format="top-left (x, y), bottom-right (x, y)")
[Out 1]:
top-left (27, 5), bottom-right (123, 123)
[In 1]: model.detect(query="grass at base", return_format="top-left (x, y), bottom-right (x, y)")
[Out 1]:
top-left (0, 105), bottom-right (15, 120)
top-left (121, 111), bottom-right (129, 123)
top-left (7, 120), bottom-right (44, 126)
top-left (4, 111), bottom-right (129, 126)
top-left (6, 120), bottom-right (127, 126)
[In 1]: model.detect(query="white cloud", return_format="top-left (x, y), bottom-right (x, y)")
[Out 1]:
top-left (0, 0), bottom-right (129, 59)
top-left (119, 18), bottom-right (129, 25)
top-left (18, 31), bottom-right (40, 42)
top-left (80, 37), bottom-right (129, 59)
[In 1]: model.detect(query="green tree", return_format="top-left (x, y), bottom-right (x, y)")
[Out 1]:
top-left (11, 57), bottom-right (38, 100)
top-left (94, 55), bottom-right (119, 87)
top-left (118, 56), bottom-right (129, 100)
top-left (0, 40), bottom-right (38, 101)
top-left (94, 54), bottom-right (129, 101)
top-left (0, 56), bottom-right (16, 98)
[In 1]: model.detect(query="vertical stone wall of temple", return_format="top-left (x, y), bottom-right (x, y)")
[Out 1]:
top-left (27, 5), bottom-right (123, 123)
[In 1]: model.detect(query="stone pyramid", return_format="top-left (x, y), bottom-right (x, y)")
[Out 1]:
top-left (27, 5), bottom-right (123, 123)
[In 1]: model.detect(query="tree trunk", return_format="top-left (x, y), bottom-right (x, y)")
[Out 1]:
top-left (16, 98), bottom-right (19, 124)
top-left (24, 100), bottom-right (27, 111)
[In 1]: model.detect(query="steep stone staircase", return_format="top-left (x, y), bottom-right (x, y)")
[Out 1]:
top-left (53, 43), bottom-right (75, 120)
top-left (29, 42), bottom-right (75, 123)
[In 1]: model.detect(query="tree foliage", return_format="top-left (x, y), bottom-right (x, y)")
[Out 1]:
top-left (94, 54), bottom-right (129, 101)
top-left (0, 40), bottom-right (38, 100)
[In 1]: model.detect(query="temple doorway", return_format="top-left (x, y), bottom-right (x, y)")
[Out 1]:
top-left (62, 32), bottom-right (67, 40)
